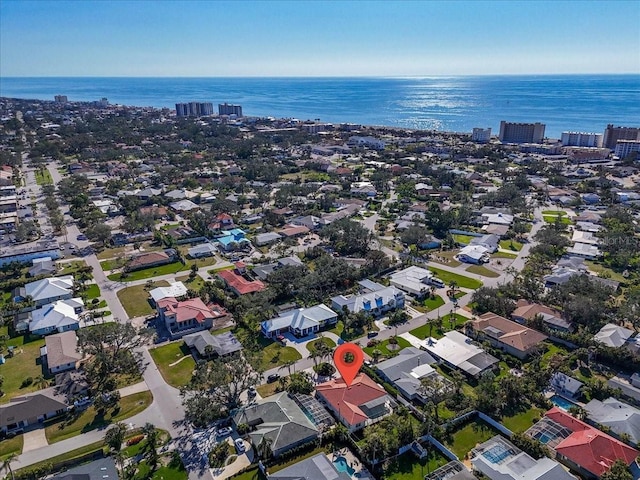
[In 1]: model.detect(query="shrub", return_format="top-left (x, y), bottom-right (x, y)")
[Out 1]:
top-left (314, 362), bottom-right (336, 377)
top-left (236, 423), bottom-right (250, 435)
top-left (388, 336), bottom-right (398, 345)
top-left (366, 339), bottom-right (379, 347)
top-left (126, 434), bottom-right (144, 446)
top-left (21, 377), bottom-right (33, 388)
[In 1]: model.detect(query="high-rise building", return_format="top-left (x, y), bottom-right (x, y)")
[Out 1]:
top-left (175, 102), bottom-right (214, 117)
top-left (603, 124), bottom-right (640, 150)
top-left (561, 132), bottom-right (603, 148)
top-left (218, 103), bottom-right (243, 117)
top-left (614, 140), bottom-right (640, 158)
top-left (54, 95), bottom-right (68, 103)
top-left (499, 121), bottom-right (545, 144)
top-left (472, 128), bottom-right (492, 143)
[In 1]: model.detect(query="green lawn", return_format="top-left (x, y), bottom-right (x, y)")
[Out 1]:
top-left (175, 274), bottom-right (205, 292)
top-left (100, 258), bottom-right (126, 272)
top-left (149, 342), bottom-right (196, 388)
top-left (35, 169), bottom-right (53, 185)
top-left (185, 256), bottom-right (220, 269)
top-left (409, 313), bottom-right (468, 340)
top-left (423, 295), bottom-right (445, 311)
top-left (117, 281), bottom-right (169, 318)
top-left (492, 251), bottom-right (518, 259)
top-left (541, 210), bottom-right (567, 216)
top-left (45, 391), bottom-right (153, 443)
top-left (430, 250), bottom-right (462, 267)
top-left (83, 283), bottom-right (101, 299)
top-left (584, 261), bottom-right (627, 283)
top-left (255, 380), bottom-right (281, 398)
top-left (13, 441), bottom-right (108, 478)
top-left (543, 215), bottom-right (571, 224)
top-left (96, 246), bottom-right (128, 260)
top-left (108, 261), bottom-right (189, 282)
top-left (0, 335), bottom-right (48, 403)
top-left (0, 434), bottom-right (23, 460)
top-left (465, 265), bottom-right (500, 278)
top-left (363, 336), bottom-right (411, 358)
top-left (383, 449), bottom-right (449, 480)
top-left (132, 460), bottom-right (188, 480)
top-left (501, 406), bottom-right (544, 433)
top-left (452, 234), bottom-right (476, 245)
top-left (307, 337), bottom-right (336, 352)
top-left (229, 468), bottom-right (266, 480)
top-left (257, 342), bottom-right (302, 371)
top-left (427, 266), bottom-right (482, 289)
top-left (57, 260), bottom-right (89, 276)
top-left (446, 418), bottom-right (500, 459)
top-left (499, 239), bottom-right (523, 251)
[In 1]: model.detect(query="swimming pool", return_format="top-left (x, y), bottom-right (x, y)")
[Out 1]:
top-left (550, 394), bottom-right (578, 411)
top-left (482, 444), bottom-right (514, 464)
top-left (333, 456), bottom-right (355, 476)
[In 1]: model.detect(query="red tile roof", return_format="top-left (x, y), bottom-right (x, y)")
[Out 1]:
top-left (157, 297), bottom-right (219, 324)
top-left (279, 225), bottom-right (310, 237)
top-left (315, 373), bottom-right (388, 427)
top-left (217, 269), bottom-right (266, 295)
top-left (474, 312), bottom-right (547, 353)
top-left (545, 407), bottom-right (639, 476)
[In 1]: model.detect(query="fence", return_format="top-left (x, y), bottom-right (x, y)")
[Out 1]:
top-left (449, 229), bottom-right (484, 238)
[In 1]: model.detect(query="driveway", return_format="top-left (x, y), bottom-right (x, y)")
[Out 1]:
top-left (22, 428), bottom-right (48, 452)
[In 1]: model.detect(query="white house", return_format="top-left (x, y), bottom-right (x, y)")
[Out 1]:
top-left (18, 275), bottom-right (74, 307)
top-left (261, 304), bottom-right (338, 338)
top-left (389, 266), bottom-right (444, 297)
top-left (29, 298), bottom-right (84, 336)
top-left (458, 245), bottom-right (490, 264)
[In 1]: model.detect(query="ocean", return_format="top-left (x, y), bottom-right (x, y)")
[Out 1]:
top-left (1, 75), bottom-right (638, 138)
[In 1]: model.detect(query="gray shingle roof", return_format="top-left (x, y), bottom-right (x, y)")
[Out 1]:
top-left (585, 398), bottom-right (640, 446)
top-left (269, 453), bottom-right (351, 480)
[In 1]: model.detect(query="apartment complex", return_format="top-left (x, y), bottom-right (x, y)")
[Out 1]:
top-left (603, 124), bottom-right (640, 150)
top-left (472, 127), bottom-right (492, 143)
top-left (499, 121), bottom-right (545, 144)
top-left (561, 131), bottom-right (603, 148)
top-left (175, 102), bottom-right (214, 117)
top-left (218, 103), bottom-right (243, 116)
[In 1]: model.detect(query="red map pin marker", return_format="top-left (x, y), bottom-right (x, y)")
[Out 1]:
top-left (333, 342), bottom-right (364, 387)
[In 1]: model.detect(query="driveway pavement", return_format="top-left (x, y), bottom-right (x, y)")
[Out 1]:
top-left (21, 428), bottom-right (48, 452)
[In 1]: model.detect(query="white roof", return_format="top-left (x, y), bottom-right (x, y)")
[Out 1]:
top-left (149, 281), bottom-right (188, 302)
top-left (409, 363), bottom-right (436, 379)
top-left (389, 266), bottom-right (433, 296)
top-left (170, 199), bottom-right (199, 211)
top-left (593, 323), bottom-right (634, 348)
top-left (571, 230), bottom-right (598, 245)
top-left (25, 276), bottom-right (74, 302)
top-left (262, 304), bottom-right (337, 334)
top-left (459, 244), bottom-right (490, 260)
top-left (483, 212), bottom-right (514, 225)
top-left (29, 298), bottom-right (84, 333)
top-left (423, 331), bottom-right (498, 376)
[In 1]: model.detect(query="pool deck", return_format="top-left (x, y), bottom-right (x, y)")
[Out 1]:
top-left (331, 447), bottom-right (375, 479)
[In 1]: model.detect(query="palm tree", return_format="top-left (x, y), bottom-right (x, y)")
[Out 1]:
top-left (257, 435), bottom-right (273, 461)
top-left (371, 349), bottom-right (382, 363)
top-left (279, 359), bottom-right (296, 376)
top-left (142, 423), bottom-right (160, 471)
top-left (1, 453), bottom-right (16, 480)
top-left (104, 422), bottom-right (127, 452)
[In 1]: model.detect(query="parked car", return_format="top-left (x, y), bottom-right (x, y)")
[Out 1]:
top-left (76, 234), bottom-right (87, 241)
top-left (267, 373), bottom-right (280, 383)
top-left (367, 331), bottom-right (379, 338)
top-left (248, 386), bottom-right (257, 397)
top-left (217, 427), bottom-right (232, 437)
top-left (234, 438), bottom-right (246, 453)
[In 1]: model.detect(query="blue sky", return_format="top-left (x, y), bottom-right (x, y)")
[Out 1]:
top-left (1, 0), bottom-right (639, 76)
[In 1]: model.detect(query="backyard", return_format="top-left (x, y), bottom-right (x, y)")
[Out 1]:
top-left (383, 449), bottom-right (450, 480)
top-left (409, 313), bottom-right (468, 340)
top-left (427, 266), bottom-right (482, 290)
top-left (117, 281), bottom-right (169, 317)
top-left (445, 418), bottom-right (500, 460)
top-left (44, 391), bottom-right (153, 443)
top-left (500, 406), bottom-right (544, 433)
top-left (149, 341), bottom-right (196, 388)
top-left (0, 333), bottom-right (48, 403)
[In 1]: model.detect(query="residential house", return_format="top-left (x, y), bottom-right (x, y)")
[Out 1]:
top-left (41, 331), bottom-right (83, 374)
top-left (375, 347), bottom-right (448, 404)
top-left (253, 256), bottom-right (305, 281)
top-left (16, 275), bottom-right (74, 307)
top-left (469, 234), bottom-right (500, 253)
top-left (157, 296), bottom-right (225, 339)
top-left (481, 212), bottom-right (515, 227)
top-left (470, 312), bottom-right (548, 360)
top-left (126, 249), bottom-right (177, 272)
top-left (149, 281), bottom-right (188, 305)
top-left (232, 392), bottom-right (319, 457)
top-left (267, 453), bottom-right (351, 480)
top-left (183, 330), bottom-right (242, 358)
top-left (331, 282), bottom-right (405, 318)
top-left (315, 374), bottom-right (396, 432)
top-left (217, 265), bottom-right (266, 296)
top-left (29, 298), bottom-right (84, 336)
top-left (511, 300), bottom-right (574, 332)
top-left (187, 242), bottom-right (217, 258)
top-left (208, 213), bottom-right (235, 233)
top-left (165, 226), bottom-right (206, 245)
top-left (550, 372), bottom-right (584, 399)
top-left (567, 242), bottom-right (600, 260)
top-left (423, 331), bottom-right (499, 378)
top-left (50, 457), bottom-right (119, 480)
top-left (593, 323), bottom-right (635, 348)
top-left (28, 257), bottom-right (56, 277)
top-left (470, 435), bottom-right (576, 480)
top-left (169, 199), bottom-right (199, 212)
top-left (278, 224), bottom-right (310, 238)
top-left (584, 398), bottom-right (640, 447)
top-left (389, 266), bottom-right (444, 298)
top-left (526, 407), bottom-right (639, 479)
top-left (215, 228), bottom-right (251, 252)
top-left (254, 231), bottom-right (283, 247)
top-left (261, 304), bottom-right (338, 339)
top-left (457, 245), bottom-right (490, 264)
top-left (0, 393), bottom-right (69, 434)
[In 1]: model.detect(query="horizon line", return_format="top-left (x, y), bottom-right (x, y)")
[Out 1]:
top-left (2, 72), bottom-right (639, 79)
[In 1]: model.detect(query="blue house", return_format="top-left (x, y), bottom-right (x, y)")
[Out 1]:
top-left (215, 228), bottom-right (251, 252)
